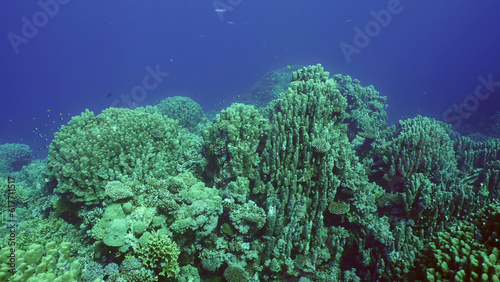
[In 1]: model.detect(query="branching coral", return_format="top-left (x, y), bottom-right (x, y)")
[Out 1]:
top-left (137, 231), bottom-right (180, 278)
top-left (47, 108), bottom-right (205, 205)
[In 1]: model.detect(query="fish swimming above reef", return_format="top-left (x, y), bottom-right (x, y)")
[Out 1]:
top-left (214, 8), bottom-right (226, 13)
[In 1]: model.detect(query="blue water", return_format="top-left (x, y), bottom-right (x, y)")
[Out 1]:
top-left (1, 1), bottom-right (500, 157)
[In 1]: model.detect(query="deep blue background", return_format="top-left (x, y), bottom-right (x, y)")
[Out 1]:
top-left (2, 0), bottom-right (500, 158)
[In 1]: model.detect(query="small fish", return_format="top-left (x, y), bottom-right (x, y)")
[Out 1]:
top-left (227, 21), bottom-right (234, 25)
top-left (214, 8), bottom-right (226, 13)
top-left (345, 19), bottom-right (352, 23)
top-left (287, 65), bottom-right (291, 69)
top-left (106, 92), bottom-right (112, 98)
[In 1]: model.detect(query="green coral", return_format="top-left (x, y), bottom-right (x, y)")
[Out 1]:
top-left (0, 143), bottom-right (32, 175)
top-left (203, 103), bottom-right (270, 186)
top-left (0, 217), bottom-right (82, 252)
top-left (137, 231), bottom-right (180, 278)
top-left (252, 64), bottom-right (391, 278)
top-left (0, 241), bottom-right (81, 282)
top-left (178, 265), bottom-right (201, 282)
top-left (333, 74), bottom-right (388, 140)
top-left (199, 248), bottom-right (227, 272)
top-left (170, 182), bottom-right (222, 237)
top-left (47, 107), bottom-right (205, 205)
top-left (89, 202), bottom-right (157, 251)
top-left (156, 96), bottom-right (208, 133)
top-left (371, 115), bottom-right (463, 231)
top-left (119, 256), bottom-right (157, 281)
top-left (17, 159), bottom-right (45, 191)
top-left (103, 218), bottom-right (129, 247)
top-left (223, 265), bottom-right (250, 282)
top-left (104, 181), bottom-right (134, 201)
top-left (375, 116), bottom-right (459, 185)
top-left (244, 65), bottom-right (301, 108)
top-left (414, 202), bottom-right (500, 281)
top-left (328, 201), bottom-right (350, 215)
top-left (223, 176), bottom-right (250, 204)
top-left (454, 136), bottom-right (500, 210)
top-left (229, 201), bottom-right (266, 235)
top-left (91, 203), bottom-right (126, 242)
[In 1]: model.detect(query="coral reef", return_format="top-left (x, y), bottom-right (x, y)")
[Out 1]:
top-left (7, 64), bottom-right (500, 281)
top-left (0, 143), bottom-right (32, 175)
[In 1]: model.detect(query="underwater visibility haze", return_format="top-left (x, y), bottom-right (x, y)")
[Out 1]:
top-left (1, 1), bottom-right (500, 281)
